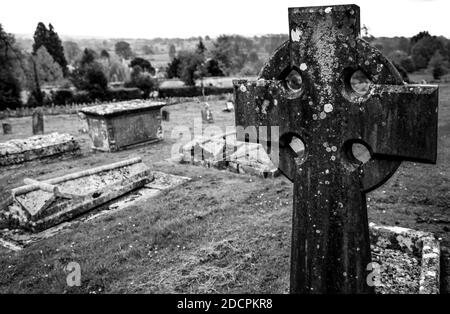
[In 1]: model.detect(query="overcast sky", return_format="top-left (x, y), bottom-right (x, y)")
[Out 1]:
top-left (1, 0), bottom-right (448, 39)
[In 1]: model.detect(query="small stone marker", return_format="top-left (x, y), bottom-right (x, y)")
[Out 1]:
top-left (162, 109), bottom-right (170, 121)
top-left (234, 4), bottom-right (438, 294)
top-left (201, 102), bottom-right (214, 123)
top-left (2, 123), bottom-right (12, 135)
top-left (224, 102), bottom-right (234, 112)
top-left (32, 108), bottom-right (44, 135)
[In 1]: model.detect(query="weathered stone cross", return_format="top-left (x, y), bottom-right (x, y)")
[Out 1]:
top-left (233, 5), bottom-right (438, 294)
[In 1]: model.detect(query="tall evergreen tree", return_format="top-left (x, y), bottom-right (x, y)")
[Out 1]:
top-left (33, 22), bottom-right (68, 76)
top-left (32, 22), bottom-right (48, 53)
top-left (47, 24), bottom-right (68, 74)
top-left (196, 39), bottom-right (206, 55)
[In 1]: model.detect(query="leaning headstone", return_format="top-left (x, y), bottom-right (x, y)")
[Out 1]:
top-left (32, 108), bottom-right (44, 135)
top-left (2, 123), bottom-right (12, 135)
top-left (201, 102), bottom-right (214, 123)
top-left (234, 4), bottom-right (438, 294)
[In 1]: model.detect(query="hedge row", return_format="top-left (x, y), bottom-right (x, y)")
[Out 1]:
top-left (157, 86), bottom-right (234, 98)
top-left (50, 88), bottom-right (143, 105)
top-left (49, 86), bottom-right (233, 105)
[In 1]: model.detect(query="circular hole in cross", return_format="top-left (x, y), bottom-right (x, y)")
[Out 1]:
top-left (350, 70), bottom-right (371, 95)
top-left (285, 69), bottom-right (303, 93)
top-left (351, 143), bottom-right (371, 164)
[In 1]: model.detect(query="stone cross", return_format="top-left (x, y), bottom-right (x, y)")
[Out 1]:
top-left (32, 108), bottom-right (44, 135)
top-left (234, 4), bottom-right (438, 294)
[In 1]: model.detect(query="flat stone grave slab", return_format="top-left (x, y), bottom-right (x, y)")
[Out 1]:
top-left (179, 132), bottom-right (280, 178)
top-left (0, 170), bottom-right (190, 250)
top-left (1, 157), bottom-right (155, 232)
top-left (0, 132), bottom-right (80, 167)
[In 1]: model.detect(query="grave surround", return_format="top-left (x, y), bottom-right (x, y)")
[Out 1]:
top-left (0, 132), bottom-right (80, 167)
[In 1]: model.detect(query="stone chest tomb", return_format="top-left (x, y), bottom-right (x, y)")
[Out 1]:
top-left (80, 100), bottom-right (166, 152)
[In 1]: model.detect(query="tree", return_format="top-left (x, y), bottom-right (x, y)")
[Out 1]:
top-left (47, 24), bottom-right (67, 75)
top-left (196, 39), bottom-right (206, 55)
top-left (211, 35), bottom-right (253, 75)
top-left (0, 24), bottom-right (22, 109)
top-left (63, 41), bottom-right (81, 64)
top-left (33, 22), bottom-right (68, 75)
top-left (177, 51), bottom-right (204, 86)
top-left (32, 23), bottom-right (48, 54)
top-left (204, 58), bottom-right (224, 77)
top-left (411, 35), bottom-right (445, 70)
top-left (166, 57), bottom-right (181, 78)
top-left (34, 46), bottom-right (64, 84)
top-left (115, 41), bottom-right (133, 59)
top-left (108, 58), bottom-right (130, 82)
top-left (79, 48), bottom-right (98, 67)
top-left (400, 56), bottom-right (416, 73)
top-left (71, 48), bottom-right (108, 98)
top-left (429, 51), bottom-right (448, 80)
top-left (125, 65), bottom-right (158, 98)
top-left (100, 49), bottom-right (110, 60)
top-left (130, 57), bottom-right (155, 75)
top-left (411, 31), bottom-right (431, 46)
top-left (248, 50), bottom-right (259, 63)
top-left (168, 44), bottom-right (176, 60)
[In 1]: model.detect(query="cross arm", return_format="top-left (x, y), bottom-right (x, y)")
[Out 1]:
top-left (361, 84), bottom-right (439, 164)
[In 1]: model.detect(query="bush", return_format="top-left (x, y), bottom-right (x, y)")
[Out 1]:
top-left (107, 87), bottom-right (142, 101)
top-left (399, 56), bottom-right (415, 73)
top-left (125, 67), bottom-right (158, 99)
top-left (158, 86), bottom-right (233, 98)
top-left (44, 87), bottom-right (143, 105)
top-left (52, 89), bottom-right (74, 105)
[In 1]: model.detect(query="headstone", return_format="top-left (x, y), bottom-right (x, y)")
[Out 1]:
top-left (161, 109), bottom-right (170, 121)
top-left (2, 123), bottom-right (12, 135)
top-left (234, 4), bottom-right (438, 294)
top-left (201, 102), bottom-right (214, 123)
top-left (32, 108), bottom-right (44, 135)
top-left (224, 101), bottom-right (234, 112)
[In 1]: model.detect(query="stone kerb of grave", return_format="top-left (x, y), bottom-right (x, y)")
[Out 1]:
top-left (179, 132), bottom-right (280, 178)
top-left (0, 133), bottom-right (81, 166)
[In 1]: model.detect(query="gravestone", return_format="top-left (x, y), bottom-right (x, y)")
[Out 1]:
top-left (32, 108), bottom-right (44, 135)
top-left (224, 101), bottom-right (234, 112)
top-left (201, 102), bottom-right (214, 123)
top-left (2, 123), bottom-right (12, 135)
top-left (162, 109), bottom-right (170, 121)
top-left (234, 4), bottom-right (438, 294)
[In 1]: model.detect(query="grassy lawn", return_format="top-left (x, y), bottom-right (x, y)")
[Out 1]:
top-left (0, 85), bottom-right (449, 293)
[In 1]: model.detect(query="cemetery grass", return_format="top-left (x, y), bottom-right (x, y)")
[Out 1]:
top-left (0, 90), bottom-right (449, 293)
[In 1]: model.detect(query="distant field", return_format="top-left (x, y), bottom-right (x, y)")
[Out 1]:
top-left (147, 53), bottom-right (171, 69)
top-left (0, 83), bottom-right (449, 293)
